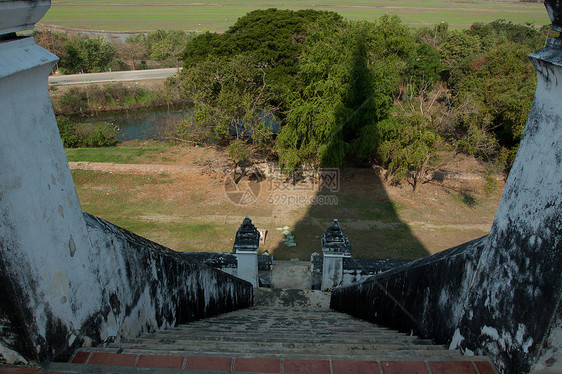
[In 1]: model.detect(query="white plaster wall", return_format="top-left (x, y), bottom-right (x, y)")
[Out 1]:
top-left (237, 252), bottom-right (258, 287)
top-left (0, 1), bottom-right (51, 34)
top-left (322, 256), bottom-right (343, 291)
top-left (532, 312), bottom-right (562, 373)
top-left (0, 37), bottom-right (104, 354)
top-left (489, 45), bottom-right (562, 258)
top-left (342, 271), bottom-right (372, 286)
top-left (451, 40), bottom-right (562, 373)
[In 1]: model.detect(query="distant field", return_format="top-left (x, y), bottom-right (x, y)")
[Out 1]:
top-left (42, 0), bottom-right (548, 33)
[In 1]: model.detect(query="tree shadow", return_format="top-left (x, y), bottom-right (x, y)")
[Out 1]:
top-left (268, 167), bottom-right (429, 261)
top-left (268, 25), bottom-right (428, 262)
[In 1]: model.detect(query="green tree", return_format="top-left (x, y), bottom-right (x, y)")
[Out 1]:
top-left (176, 54), bottom-right (274, 146)
top-left (439, 30), bottom-right (483, 70)
top-left (467, 19), bottom-right (545, 50)
top-left (56, 116), bottom-right (118, 148)
top-left (145, 30), bottom-right (194, 67)
top-left (228, 138), bottom-right (251, 171)
top-left (182, 9), bottom-right (344, 93)
top-left (276, 15), bottom-right (416, 170)
top-left (444, 40), bottom-right (535, 164)
top-left (56, 116), bottom-right (80, 147)
top-left (275, 18), bottom-right (353, 170)
top-left (119, 35), bottom-right (147, 70)
top-left (405, 43), bottom-right (442, 94)
top-left (33, 29), bottom-right (68, 71)
top-left (61, 36), bottom-right (115, 74)
top-left (379, 114), bottom-right (440, 192)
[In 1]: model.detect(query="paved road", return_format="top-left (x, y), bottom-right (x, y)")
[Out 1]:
top-left (48, 68), bottom-right (181, 86)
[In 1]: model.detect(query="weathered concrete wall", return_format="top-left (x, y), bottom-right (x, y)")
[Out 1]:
top-left (531, 303), bottom-right (562, 373)
top-left (321, 255), bottom-right (344, 291)
top-left (0, 34), bottom-right (96, 363)
top-left (0, 209), bottom-right (253, 363)
top-left (311, 253), bottom-right (323, 290)
top-left (181, 252), bottom-right (238, 276)
top-left (180, 252), bottom-right (273, 287)
top-left (0, 1), bottom-right (50, 34)
top-left (0, 27), bottom-right (253, 364)
top-left (84, 213), bottom-right (253, 344)
top-left (311, 255), bottom-right (410, 290)
top-left (331, 35), bottom-right (562, 373)
top-left (450, 37), bottom-right (562, 373)
top-left (331, 237), bottom-right (486, 343)
top-left (342, 258), bottom-right (411, 285)
top-left (237, 252), bottom-right (258, 287)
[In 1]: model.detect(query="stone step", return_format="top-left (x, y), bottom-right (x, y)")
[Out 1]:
top-left (182, 322), bottom-right (375, 329)
top-left (142, 327), bottom-right (429, 339)
top-left (145, 332), bottom-right (428, 344)
top-left (175, 314), bottom-right (390, 325)
top-left (168, 324), bottom-right (400, 334)
top-left (117, 337), bottom-right (443, 349)
top-left (186, 319), bottom-right (370, 324)
top-left (171, 325), bottom-right (399, 334)
top-left (252, 288), bottom-right (331, 308)
top-left (153, 330), bottom-right (409, 338)
top-left (32, 304), bottom-right (497, 373)
top-left (111, 305), bottom-right (468, 363)
top-left (109, 344), bottom-right (454, 361)
top-left (89, 346), bottom-right (480, 362)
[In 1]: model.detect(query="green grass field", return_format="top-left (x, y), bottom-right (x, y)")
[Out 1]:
top-left (43, 0), bottom-right (548, 33)
top-left (65, 145), bottom-right (172, 163)
top-left (67, 145), bottom-right (504, 260)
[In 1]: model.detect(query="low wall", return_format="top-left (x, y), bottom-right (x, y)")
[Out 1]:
top-left (310, 254), bottom-right (411, 290)
top-left (0, 213), bottom-right (253, 363)
top-left (180, 252), bottom-right (273, 287)
top-left (331, 35), bottom-right (562, 373)
top-left (331, 237), bottom-right (486, 343)
top-left (342, 258), bottom-right (411, 285)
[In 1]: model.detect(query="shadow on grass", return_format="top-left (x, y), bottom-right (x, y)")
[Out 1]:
top-left (268, 167), bottom-right (429, 261)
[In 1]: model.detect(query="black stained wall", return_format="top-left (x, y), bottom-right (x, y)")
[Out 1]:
top-left (331, 39), bottom-right (562, 373)
top-left (0, 212), bottom-right (253, 363)
top-left (331, 237), bottom-right (486, 344)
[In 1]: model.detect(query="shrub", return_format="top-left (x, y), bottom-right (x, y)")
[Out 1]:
top-left (228, 138), bottom-right (250, 168)
top-left (80, 122), bottom-right (119, 147)
top-left (57, 88), bottom-right (87, 114)
top-left (56, 116), bottom-right (80, 147)
top-left (56, 116), bottom-right (118, 148)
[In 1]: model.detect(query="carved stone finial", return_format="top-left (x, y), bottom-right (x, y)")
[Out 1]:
top-left (545, 0), bottom-right (562, 32)
top-left (321, 219), bottom-right (352, 256)
top-left (232, 216), bottom-right (260, 253)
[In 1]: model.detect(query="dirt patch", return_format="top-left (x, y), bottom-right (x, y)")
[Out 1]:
top-left (70, 146), bottom-right (504, 260)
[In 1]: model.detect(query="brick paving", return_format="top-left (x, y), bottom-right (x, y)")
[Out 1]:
top-left (1, 351), bottom-right (496, 373)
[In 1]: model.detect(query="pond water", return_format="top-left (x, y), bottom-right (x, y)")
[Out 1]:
top-left (72, 107), bottom-right (280, 141)
top-left (72, 107), bottom-right (189, 141)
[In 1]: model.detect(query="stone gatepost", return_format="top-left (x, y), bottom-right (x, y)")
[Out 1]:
top-left (233, 217), bottom-right (260, 287)
top-left (321, 219), bottom-right (352, 291)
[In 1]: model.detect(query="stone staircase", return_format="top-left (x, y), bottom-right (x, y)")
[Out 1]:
top-left (4, 290), bottom-right (496, 373)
